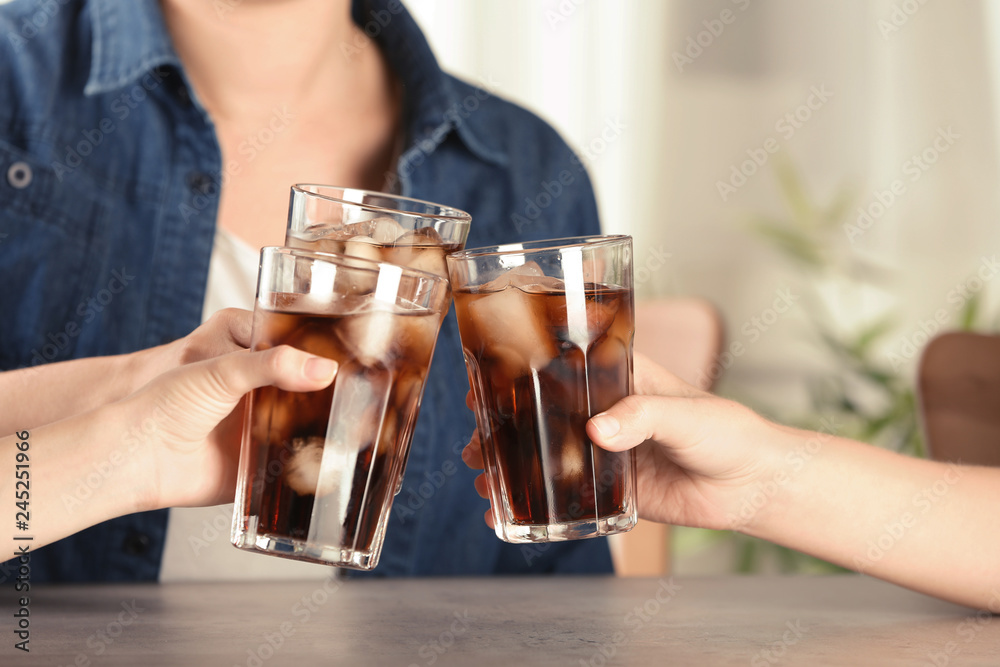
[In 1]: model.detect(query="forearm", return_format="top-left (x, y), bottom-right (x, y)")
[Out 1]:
top-left (747, 427), bottom-right (1000, 609)
top-left (0, 404), bottom-right (150, 554)
top-left (0, 347), bottom-right (166, 435)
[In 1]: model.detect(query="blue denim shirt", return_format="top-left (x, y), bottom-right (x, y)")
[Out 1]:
top-left (0, 0), bottom-right (611, 582)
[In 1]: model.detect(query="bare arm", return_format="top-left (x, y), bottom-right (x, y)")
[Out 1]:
top-left (0, 309), bottom-right (251, 435)
top-left (743, 428), bottom-right (1000, 610)
top-left (0, 345), bottom-right (336, 554)
top-left (584, 357), bottom-right (1000, 610)
top-left (463, 353), bottom-right (1000, 610)
top-left (1, 353), bottom-right (141, 435)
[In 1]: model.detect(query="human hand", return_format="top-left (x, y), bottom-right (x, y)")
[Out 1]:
top-left (117, 345), bottom-right (337, 512)
top-left (126, 308), bottom-right (254, 394)
top-left (461, 353), bottom-right (789, 532)
top-left (0, 310), bottom-right (258, 436)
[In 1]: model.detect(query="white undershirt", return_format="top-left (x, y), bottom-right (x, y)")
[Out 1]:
top-left (158, 228), bottom-right (334, 581)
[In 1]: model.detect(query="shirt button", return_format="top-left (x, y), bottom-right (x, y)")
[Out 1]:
top-left (6, 161), bottom-right (32, 189)
top-left (122, 532), bottom-right (151, 556)
top-left (187, 171), bottom-right (215, 195)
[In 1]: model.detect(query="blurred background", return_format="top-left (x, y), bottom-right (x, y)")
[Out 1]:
top-left (407, 0), bottom-right (1000, 574)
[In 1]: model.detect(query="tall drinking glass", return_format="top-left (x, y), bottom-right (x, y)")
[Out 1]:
top-left (232, 247), bottom-right (451, 570)
top-left (285, 184), bottom-right (471, 279)
top-left (447, 235), bottom-right (637, 543)
top-left (286, 184), bottom-right (471, 492)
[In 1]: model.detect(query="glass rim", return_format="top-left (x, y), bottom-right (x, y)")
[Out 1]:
top-left (263, 245), bottom-right (452, 286)
top-left (291, 184), bottom-right (472, 224)
top-left (447, 234), bottom-right (632, 260)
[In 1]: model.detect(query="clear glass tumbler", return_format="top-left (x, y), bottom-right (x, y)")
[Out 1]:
top-left (285, 184), bottom-right (471, 492)
top-left (232, 246), bottom-right (451, 569)
top-left (285, 184), bottom-right (471, 279)
top-left (447, 235), bottom-right (637, 543)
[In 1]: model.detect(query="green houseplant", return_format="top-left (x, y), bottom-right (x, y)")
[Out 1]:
top-left (674, 158), bottom-right (997, 574)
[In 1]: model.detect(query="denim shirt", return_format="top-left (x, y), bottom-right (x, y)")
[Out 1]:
top-left (0, 0), bottom-right (611, 581)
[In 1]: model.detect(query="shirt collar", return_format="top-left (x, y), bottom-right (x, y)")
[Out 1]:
top-left (357, 0), bottom-right (509, 167)
top-left (83, 0), bottom-right (507, 166)
top-left (84, 0), bottom-right (180, 97)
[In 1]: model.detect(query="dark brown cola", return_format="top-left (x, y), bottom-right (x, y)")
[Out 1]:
top-left (242, 293), bottom-right (440, 560)
top-left (455, 276), bottom-right (634, 529)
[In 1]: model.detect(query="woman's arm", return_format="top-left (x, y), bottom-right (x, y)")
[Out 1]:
top-left (0, 344), bottom-right (336, 554)
top-left (0, 309), bottom-right (251, 435)
top-left (585, 357), bottom-right (1000, 610)
top-left (742, 428), bottom-right (1000, 610)
top-left (463, 353), bottom-right (1000, 609)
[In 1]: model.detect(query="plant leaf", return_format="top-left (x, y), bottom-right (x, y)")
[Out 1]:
top-left (748, 219), bottom-right (826, 269)
top-left (958, 291), bottom-right (980, 330)
top-left (736, 538), bottom-right (758, 574)
top-left (822, 186), bottom-right (855, 229)
top-left (850, 316), bottom-right (897, 357)
top-left (774, 158), bottom-right (814, 228)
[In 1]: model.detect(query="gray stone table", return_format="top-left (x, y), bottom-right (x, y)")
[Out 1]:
top-left (5, 575), bottom-right (1000, 665)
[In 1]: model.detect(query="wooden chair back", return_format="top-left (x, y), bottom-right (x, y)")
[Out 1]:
top-left (917, 332), bottom-right (1000, 466)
